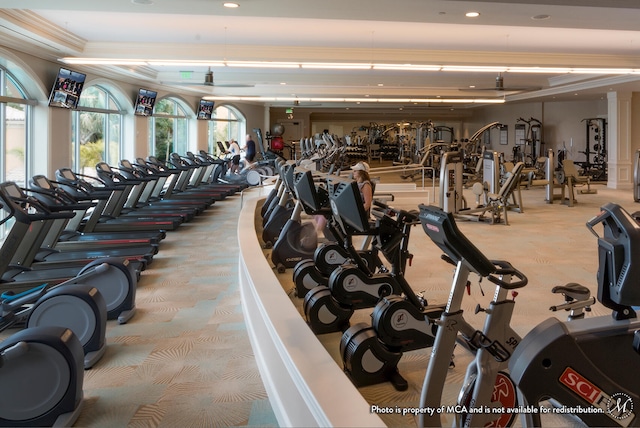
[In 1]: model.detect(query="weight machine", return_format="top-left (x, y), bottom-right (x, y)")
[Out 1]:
top-left (579, 118), bottom-right (607, 181)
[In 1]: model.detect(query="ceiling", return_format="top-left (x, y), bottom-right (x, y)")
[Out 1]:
top-left (2, 0), bottom-right (640, 110)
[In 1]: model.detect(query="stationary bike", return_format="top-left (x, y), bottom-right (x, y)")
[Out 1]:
top-left (340, 209), bottom-right (445, 391)
top-left (0, 326), bottom-right (84, 427)
top-left (293, 173), bottom-right (389, 298)
top-left (417, 203), bottom-right (639, 428)
top-left (303, 175), bottom-right (416, 334)
top-left (291, 169), bottom-right (381, 296)
top-left (270, 167), bottom-right (320, 273)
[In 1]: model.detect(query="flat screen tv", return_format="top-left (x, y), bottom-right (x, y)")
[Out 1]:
top-left (134, 88), bottom-right (157, 117)
top-left (197, 99), bottom-right (214, 120)
top-left (48, 67), bottom-right (86, 109)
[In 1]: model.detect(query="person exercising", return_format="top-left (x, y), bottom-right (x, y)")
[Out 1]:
top-left (351, 161), bottom-right (373, 214)
top-left (315, 161), bottom-right (373, 237)
top-left (226, 139), bottom-right (241, 174)
top-left (243, 133), bottom-right (256, 165)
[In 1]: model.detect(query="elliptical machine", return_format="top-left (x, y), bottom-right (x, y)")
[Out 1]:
top-left (0, 276), bottom-right (107, 369)
top-left (0, 325), bottom-right (85, 427)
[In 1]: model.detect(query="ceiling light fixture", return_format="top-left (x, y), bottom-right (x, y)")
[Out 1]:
top-left (131, 0), bottom-right (154, 4)
top-left (58, 57), bottom-right (640, 76)
top-left (201, 95), bottom-right (505, 104)
top-left (223, 2), bottom-right (239, 8)
top-left (465, 12), bottom-right (480, 18)
top-left (531, 14), bottom-right (550, 20)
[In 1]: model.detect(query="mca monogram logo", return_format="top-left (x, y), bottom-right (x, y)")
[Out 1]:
top-left (606, 392), bottom-right (634, 421)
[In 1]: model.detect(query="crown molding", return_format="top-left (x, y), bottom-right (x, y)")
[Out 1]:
top-left (0, 10), bottom-right (86, 55)
top-left (79, 42), bottom-right (640, 69)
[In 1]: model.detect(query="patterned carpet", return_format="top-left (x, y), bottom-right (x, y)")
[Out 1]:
top-left (2, 193), bottom-right (278, 428)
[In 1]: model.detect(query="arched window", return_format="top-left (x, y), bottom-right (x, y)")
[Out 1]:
top-left (149, 97), bottom-right (189, 162)
top-left (0, 67), bottom-right (34, 187)
top-left (209, 104), bottom-right (245, 155)
top-left (73, 85), bottom-right (125, 175)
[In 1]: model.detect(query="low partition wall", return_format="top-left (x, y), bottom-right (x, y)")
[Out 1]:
top-left (238, 191), bottom-right (385, 428)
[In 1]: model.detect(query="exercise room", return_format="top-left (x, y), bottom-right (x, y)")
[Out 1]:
top-left (0, 1), bottom-right (639, 427)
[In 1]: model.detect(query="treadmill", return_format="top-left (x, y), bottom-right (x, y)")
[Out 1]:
top-left (54, 168), bottom-right (182, 233)
top-left (3, 182), bottom-right (154, 270)
top-left (0, 181), bottom-right (134, 293)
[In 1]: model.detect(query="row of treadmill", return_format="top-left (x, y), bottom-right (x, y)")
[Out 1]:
top-left (0, 150), bottom-right (256, 427)
top-left (262, 160), bottom-right (640, 427)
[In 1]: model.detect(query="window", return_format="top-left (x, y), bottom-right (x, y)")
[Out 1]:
top-left (73, 85), bottom-right (124, 175)
top-left (209, 104), bottom-right (245, 155)
top-left (149, 97), bottom-right (189, 162)
top-left (0, 67), bottom-right (34, 243)
top-left (1, 70), bottom-right (31, 188)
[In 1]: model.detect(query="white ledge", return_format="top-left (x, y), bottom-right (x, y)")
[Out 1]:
top-left (238, 190), bottom-right (385, 428)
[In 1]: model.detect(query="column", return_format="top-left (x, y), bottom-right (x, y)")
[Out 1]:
top-left (607, 91), bottom-right (633, 189)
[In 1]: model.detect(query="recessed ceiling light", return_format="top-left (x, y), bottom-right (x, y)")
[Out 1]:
top-left (378, 83), bottom-right (384, 87)
top-left (465, 11), bottom-right (480, 18)
top-left (223, 2), bottom-right (239, 8)
top-left (131, 0), bottom-right (153, 4)
top-left (531, 14), bottom-right (550, 20)
top-left (280, 82), bottom-right (286, 85)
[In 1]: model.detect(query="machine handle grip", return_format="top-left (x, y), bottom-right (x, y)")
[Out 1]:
top-left (441, 254), bottom-right (456, 267)
top-left (0, 341), bottom-right (28, 364)
top-left (487, 260), bottom-right (528, 289)
top-left (586, 209), bottom-right (610, 238)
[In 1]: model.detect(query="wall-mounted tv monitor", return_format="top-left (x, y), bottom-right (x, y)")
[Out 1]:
top-left (134, 88), bottom-right (157, 117)
top-left (48, 67), bottom-right (86, 109)
top-left (197, 99), bottom-right (214, 120)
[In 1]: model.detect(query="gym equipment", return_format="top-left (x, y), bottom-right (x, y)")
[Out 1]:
top-left (270, 167), bottom-right (320, 273)
top-left (509, 202), bottom-right (640, 427)
top-left (439, 150), bottom-right (524, 225)
top-left (0, 278), bottom-right (107, 369)
top-left (515, 117), bottom-right (543, 166)
top-left (579, 118), bottom-right (608, 182)
top-left (0, 325), bottom-right (84, 427)
top-left (10, 178), bottom-right (154, 271)
top-left (417, 203), bottom-right (639, 427)
top-left (0, 183), bottom-right (137, 323)
top-left (417, 204), bottom-right (529, 427)
top-left (635, 149), bottom-right (640, 202)
top-left (55, 168), bottom-right (181, 233)
top-left (562, 159), bottom-right (597, 207)
top-left (261, 161), bottom-right (296, 247)
top-left (303, 175), bottom-right (412, 334)
top-left (339, 208), bottom-right (444, 391)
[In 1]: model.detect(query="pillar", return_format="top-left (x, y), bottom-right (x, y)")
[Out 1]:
top-left (607, 91), bottom-right (633, 189)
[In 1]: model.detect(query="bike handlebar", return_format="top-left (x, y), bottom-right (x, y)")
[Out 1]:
top-left (487, 260), bottom-right (528, 289)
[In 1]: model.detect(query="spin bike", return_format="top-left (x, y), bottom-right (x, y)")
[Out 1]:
top-left (417, 203), bottom-right (639, 427)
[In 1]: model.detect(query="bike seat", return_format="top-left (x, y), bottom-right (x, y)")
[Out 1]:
top-left (552, 283), bottom-right (590, 300)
